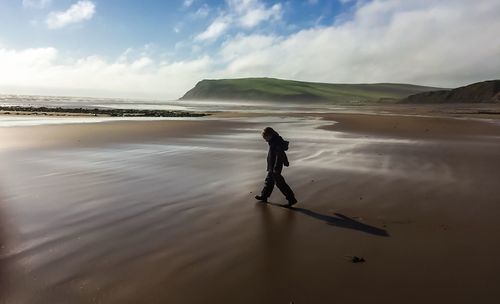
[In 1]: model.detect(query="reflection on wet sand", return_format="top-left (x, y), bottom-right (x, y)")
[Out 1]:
top-left (0, 113), bottom-right (499, 303)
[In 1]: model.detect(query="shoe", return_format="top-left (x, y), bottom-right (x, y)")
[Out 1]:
top-left (255, 195), bottom-right (268, 203)
top-left (287, 197), bottom-right (298, 207)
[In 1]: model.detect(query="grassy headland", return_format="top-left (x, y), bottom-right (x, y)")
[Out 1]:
top-left (401, 80), bottom-right (500, 103)
top-left (179, 77), bottom-right (442, 103)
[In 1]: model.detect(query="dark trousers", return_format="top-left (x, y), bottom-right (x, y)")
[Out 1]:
top-left (260, 171), bottom-right (295, 200)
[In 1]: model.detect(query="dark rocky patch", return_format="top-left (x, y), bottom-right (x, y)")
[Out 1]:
top-left (0, 106), bottom-right (208, 117)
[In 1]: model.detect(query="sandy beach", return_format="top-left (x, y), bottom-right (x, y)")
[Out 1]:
top-left (1, 109), bottom-right (500, 303)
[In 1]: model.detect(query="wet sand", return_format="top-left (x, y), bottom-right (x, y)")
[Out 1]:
top-left (1, 112), bottom-right (500, 303)
top-left (321, 112), bottom-right (500, 139)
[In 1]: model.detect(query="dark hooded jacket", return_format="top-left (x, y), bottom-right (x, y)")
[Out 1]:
top-left (267, 135), bottom-right (290, 172)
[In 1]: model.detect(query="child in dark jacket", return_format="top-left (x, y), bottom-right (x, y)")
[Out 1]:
top-left (255, 127), bottom-right (297, 206)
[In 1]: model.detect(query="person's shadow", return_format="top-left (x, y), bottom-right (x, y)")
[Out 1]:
top-left (267, 202), bottom-right (389, 237)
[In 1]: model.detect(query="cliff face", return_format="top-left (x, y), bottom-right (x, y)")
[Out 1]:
top-left (179, 78), bottom-right (441, 103)
top-left (401, 80), bottom-right (500, 103)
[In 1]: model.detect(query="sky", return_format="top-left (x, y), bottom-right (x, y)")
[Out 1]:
top-left (0, 0), bottom-right (499, 100)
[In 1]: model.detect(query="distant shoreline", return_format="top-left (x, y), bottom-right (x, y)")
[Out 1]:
top-left (0, 105), bottom-right (208, 118)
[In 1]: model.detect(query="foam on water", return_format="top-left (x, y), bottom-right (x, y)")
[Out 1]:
top-left (0, 94), bottom-right (361, 127)
top-left (0, 115), bottom-right (211, 127)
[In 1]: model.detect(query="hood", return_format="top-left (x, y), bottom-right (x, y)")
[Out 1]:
top-left (269, 135), bottom-right (289, 151)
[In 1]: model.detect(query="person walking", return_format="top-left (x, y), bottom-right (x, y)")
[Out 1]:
top-left (255, 127), bottom-right (298, 206)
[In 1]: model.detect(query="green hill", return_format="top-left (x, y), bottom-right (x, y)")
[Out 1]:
top-left (179, 77), bottom-right (442, 103)
top-left (400, 80), bottom-right (500, 103)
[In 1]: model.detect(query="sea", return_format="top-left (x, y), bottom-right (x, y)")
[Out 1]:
top-left (0, 94), bottom-right (353, 127)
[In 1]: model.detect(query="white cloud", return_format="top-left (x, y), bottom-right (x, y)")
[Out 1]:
top-left (220, 34), bottom-right (278, 62)
top-left (183, 0), bottom-right (195, 8)
top-left (22, 0), bottom-right (52, 9)
top-left (193, 4), bottom-right (210, 18)
top-left (238, 3), bottom-right (282, 28)
top-left (46, 0), bottom-right (96, 29)
top-left (0, 47), bottom-right (214, 99)
top-left (195, 16), bottom-right (232, 41)
top-left (1, 0), bottom-right (500, 99)
top-left (216, 0), bottom-right (500, 87)
top-left (194, 0), bottom-right (283, 41)
top-left (227, 0), bottom-right (283, 28)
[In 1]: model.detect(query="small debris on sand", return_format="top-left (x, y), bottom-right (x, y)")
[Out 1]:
top-left (346, 256), bottom-right (366, 263)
